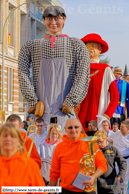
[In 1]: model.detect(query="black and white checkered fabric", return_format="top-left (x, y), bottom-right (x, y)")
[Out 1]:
top-left (18, 37), bottom-right (90, 107)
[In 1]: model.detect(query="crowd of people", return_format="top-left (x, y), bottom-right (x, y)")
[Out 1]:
top-left (1, 4), bottom-right (129, 194)
top-left (0, 114), bottom-right (129, 194)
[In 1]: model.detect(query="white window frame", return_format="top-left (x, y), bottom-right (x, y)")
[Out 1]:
top-left (7, 67), bottom-right (13, 102)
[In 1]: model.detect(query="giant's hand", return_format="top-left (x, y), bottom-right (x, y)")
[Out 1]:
top-left (28, 101), bottom-right (44, 117)
top-left (28, 106), bottom-right (35, 114)
top-left (62, 102), bottom-right (72, 115)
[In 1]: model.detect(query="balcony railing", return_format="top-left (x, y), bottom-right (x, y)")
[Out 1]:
top-left (38, 0), bottom-right (62, 7)
top-left (36, 8), bottom-right (43, 21)
top-left (30, 2), bottom-right (35, 14)
top-left (49, 0), bottom-right (62, 6)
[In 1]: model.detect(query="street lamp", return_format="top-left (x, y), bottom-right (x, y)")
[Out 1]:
top-left (2, 0), bottom-right (38, 116)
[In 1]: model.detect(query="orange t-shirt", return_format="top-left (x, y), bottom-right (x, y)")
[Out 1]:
top-left (0, 151), bottom-right (46, 194)
top-left (50, 133), bottom-right (107, 192)
top-left (20, 131), bottom-right (41, 169)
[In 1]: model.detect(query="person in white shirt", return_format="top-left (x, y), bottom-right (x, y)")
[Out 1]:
top-left (112, 122), bottom-right (119, 132)
top-left (102, 120), bottom-right (114, 136)
top-left (108, 121), bottom-right (129, 194)
top-left (29, 117), bottom-right (47, 157)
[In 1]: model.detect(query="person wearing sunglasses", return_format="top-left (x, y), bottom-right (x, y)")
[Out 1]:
top-left (50, 118), bottom-right (107, 194)
top-left (29, 117), bottom-right (47, 157)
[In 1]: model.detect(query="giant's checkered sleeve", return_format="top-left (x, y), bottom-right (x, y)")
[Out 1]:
top-left (18, 37), bottom-right (90, 107)
top-left (64, 38), bottom-right (90, 107)
top-left (18, 40), bottom-right (38, 107)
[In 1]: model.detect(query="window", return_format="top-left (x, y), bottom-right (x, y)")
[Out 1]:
top-left (20, 14), bottom-right (27, 46)
top-left (7, 67), bottom-right (13, 101)
top-left (31, 18), bottom-right (36, 40)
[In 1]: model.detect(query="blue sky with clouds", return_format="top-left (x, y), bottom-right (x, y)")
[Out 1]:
top-left (61, 0), bottom-right (129, 71)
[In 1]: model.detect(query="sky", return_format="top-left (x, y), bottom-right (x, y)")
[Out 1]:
top-left (60, 0), bottom-right (129, 72)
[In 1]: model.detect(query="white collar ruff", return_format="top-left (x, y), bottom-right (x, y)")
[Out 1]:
top-left (90, 59), bottom-right (100, 63)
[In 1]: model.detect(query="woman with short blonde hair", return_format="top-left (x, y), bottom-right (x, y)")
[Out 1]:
top-left (46, 124), bottom-right (62, 141)
top-left (0, 123), bottom-right (24, 155)
top-left (94, 129), bottom-right (107, 140)
top-left (41, 124), bottom-right (62, 159)
top-left (40, 124), bottom-right (62, 184)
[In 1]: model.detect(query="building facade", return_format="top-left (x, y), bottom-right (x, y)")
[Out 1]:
top-left (0, 0), bottom-right (62, 121)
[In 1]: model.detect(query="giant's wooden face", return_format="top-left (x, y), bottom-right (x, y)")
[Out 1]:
top-left (85, 42), bottom-right (102, 59)
top-left (44, 15), bottom-right (66, 35)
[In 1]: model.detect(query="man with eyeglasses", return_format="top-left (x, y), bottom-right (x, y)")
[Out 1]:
top-left (102, 120), bottom-right (114, 136)
top-left (29, 117), bottom-right (47, 157)
top-left (50, 118), bottom-right (107, 194)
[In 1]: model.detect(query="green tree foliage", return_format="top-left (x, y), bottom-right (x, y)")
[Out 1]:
top-left (99, 54), bottom-right (110, 65)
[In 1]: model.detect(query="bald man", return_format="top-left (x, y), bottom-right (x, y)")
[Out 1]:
top-left (50, 118), bottom-right (107, 194)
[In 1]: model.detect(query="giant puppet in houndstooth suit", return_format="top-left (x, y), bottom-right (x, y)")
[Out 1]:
top-left (18, 6), bottom-right (90, 134)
